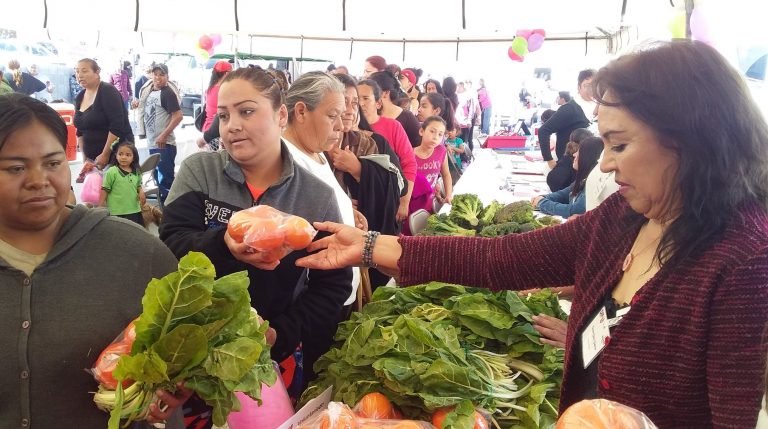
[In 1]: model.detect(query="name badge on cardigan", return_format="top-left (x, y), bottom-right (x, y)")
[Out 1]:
top-left (582, 306), bottom-right (610, 368)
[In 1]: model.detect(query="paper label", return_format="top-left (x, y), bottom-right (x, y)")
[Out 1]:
top-left (581, 306), bottom-right (610, 368)
top-left (277, 386), bottom-right (333, 429)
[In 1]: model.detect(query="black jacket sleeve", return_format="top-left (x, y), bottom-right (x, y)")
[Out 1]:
top-left (546, 156), bottom-right (576, 192)
top-left (204, 115), bottom-right (220, 143)
top-left (371, 133), bottom-right (407, 197)
top-left (100, 83), bottom-right (134, 142)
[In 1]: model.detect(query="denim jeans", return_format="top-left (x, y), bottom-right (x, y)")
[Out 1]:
top-left (481, 107), bottom-right (492, 135)
top-left (149, 144), bottom-right (177, 203)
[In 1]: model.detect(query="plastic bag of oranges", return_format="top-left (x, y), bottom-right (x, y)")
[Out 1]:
top-left (298, 402), bottom-right (435, 429)
top-left (227, 205), bottom-right (317, 262)
top-left (556, 399), bottom-right (658, 429)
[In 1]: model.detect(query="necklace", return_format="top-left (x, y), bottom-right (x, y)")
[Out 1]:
top-left (622, 222), bottom-right (662, 272)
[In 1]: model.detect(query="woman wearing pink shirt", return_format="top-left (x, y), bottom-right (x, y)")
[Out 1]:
top-left (203, 61), bottom-right (233, 131)
top-left (358, 79), bottom-right (415, 223)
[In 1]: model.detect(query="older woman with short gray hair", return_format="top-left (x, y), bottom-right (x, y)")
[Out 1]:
top-left (282, 71), bottom-right (363, 307)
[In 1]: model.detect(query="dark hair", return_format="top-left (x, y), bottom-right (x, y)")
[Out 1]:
top-left (369, 71), bottom-right (404, 104)
top-left (365, 56), bottom-right (387, 72)
top-left (385, 64), bottom-right (400, 77)
top-left (358, 79), bottom-right (382, 102)
top-left (0, 94), bottom-right (67, 151)
top-left (540, 109), bottom-right (555, 123)
top-left (421, 92), bottom-right (455, 131)
top-left (423, 79), bottom-right (443, 95)
top-left (577, 69), bottom-right (596, 87)
top-left (593, 40), bottom-right (768, 268)
top-left (222, 67), bottom-right (286, 110)
top-left (334, 72), bottom-right (358, 89)
top-left (207, 69), bottom-right (229, 93)
top-left (442, 77), bottom-right (459, 109)
top-left (109, 141), bottom-right (141, 173)
top-left (420, 115), bottom-right (446, 130)
top-left (327, 64), bottom-right (337, 72)
top-left (569, 127), bottom-right (593, 144)
top-left (571, 136), bottom-right (603, 197)
top-left (558, 91), bottom-right (572, 103)
top-left (77, 58), bottom-right (101, 74)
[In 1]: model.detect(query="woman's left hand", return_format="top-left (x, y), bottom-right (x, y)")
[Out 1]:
top-left (146, 382), bottom-right (194, 425)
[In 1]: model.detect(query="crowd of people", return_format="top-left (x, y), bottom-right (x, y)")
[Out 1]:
top-left (0, 39), bottom-right (766, 428)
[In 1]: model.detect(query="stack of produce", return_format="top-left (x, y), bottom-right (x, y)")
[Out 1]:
top-left (300, 283), bottom-right (567, 429)
top-left (92, 252), bottom-right (276, 428)
top-left (419, 195), bottom-right (561, 237)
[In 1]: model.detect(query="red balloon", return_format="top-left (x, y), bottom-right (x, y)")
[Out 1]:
top-left (508, 47), bottom-right (524, 62)
top-left (532, 29), bottom-right (546, 37)
top-left (198, 35), bottom-right (213, 51)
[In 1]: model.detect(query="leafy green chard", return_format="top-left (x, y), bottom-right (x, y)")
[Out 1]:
top-left (300, 282), bottom-right (566, 429)
top-left (93, 252), bottom-right (276, 429)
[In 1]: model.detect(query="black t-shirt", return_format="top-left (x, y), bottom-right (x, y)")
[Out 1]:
top-left (396, 109), bottom-right (422, 148)
top-left (74, 82), bottom-right (134, 161)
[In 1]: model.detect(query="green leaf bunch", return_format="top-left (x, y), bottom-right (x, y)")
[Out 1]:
top-left (301, 282), bottom-right (567, 428)
top-left (99, 252), bottom-right (276, 428)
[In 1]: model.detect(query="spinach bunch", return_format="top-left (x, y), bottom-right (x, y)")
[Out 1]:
top-left (97, 252), bottom-right (276, 428)
top-left (301, 283), bottom-right (567, 429)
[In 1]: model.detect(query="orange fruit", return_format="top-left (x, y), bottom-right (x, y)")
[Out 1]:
top-left (432, 407), bottom-right (487, 429)
top-left (356, 392), bottom-right (396, 419)
top-left (227, 210), bottom-right (254, 243)
top-left (245, 217), bottom-right (285, 250)
top-left (319, 406), bottom-right (359, 429)
top-left (392, 421), bottom-right (422, 429)
top-left (282, 215), bottom-right (314, 250)
top-left (250, 204), bottom-right (281, 218)
top-left (556, 399), bottom-right (645, 429)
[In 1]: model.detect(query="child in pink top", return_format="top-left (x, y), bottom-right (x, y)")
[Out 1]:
top-left (414, 116), bottom-right (453, 204)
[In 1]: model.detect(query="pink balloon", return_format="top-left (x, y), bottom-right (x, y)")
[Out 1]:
top-left (531, 28), bottom-right (546, 37)
top-left (198, 35), bottom-right (213, 51)
top-left (210, 34), bottom-right (222, 47)
top-left (516, 29), bottom-right (532, 39)
top-left (508, 47), bottom-right (524, 62)
top-left (527, 33), bottom-right (545, 52)
top-left (207, 47), bottom-right (214, 55)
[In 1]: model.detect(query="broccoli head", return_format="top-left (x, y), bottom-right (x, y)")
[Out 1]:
top-left (519, 222), bottom-right (536, 233)
top-left (494, 201), bottom-right (535, 224)
top-left (479, 200), bottom-right (504, 226)
top-left (479, 222), bottom-right (521, 237)
top-left (419, 214), bottom-right (477, 236)
top-left (448, 194), bottom-right (484, 229)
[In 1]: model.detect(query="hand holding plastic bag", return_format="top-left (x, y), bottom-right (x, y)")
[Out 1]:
top-left (226, 205), bottom-right (317, 264)
top-left (80, 167), bottom-right (103, 204)
top-left (556, 399), bottom-right (658, 429)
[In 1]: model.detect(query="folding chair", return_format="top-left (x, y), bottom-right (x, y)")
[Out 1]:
top-left (408, 209), bottom-right (431, 236)
top-left (139, 153), bottom-right (162, 207)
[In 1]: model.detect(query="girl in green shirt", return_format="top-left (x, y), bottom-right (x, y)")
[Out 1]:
top-left (99, 141), bottom-right (146, 225)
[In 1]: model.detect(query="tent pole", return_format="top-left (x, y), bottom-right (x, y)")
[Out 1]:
top-left (461, 0), bottom-right (466, 29)
top-left (134, 0), bottom-right (140, 31)
top-left (455, 38), bottom-right (460, 61)
top-left (402, 39), bottom-right (406, 61)
top-left (349, 38), bottom-right (354, 60)
top-left (685, 0), bottom-right (693, 39)
top-left (342, 0), bottom-right (347, 31)
top-left (234, 0), bottom-right (240, 32)
top-left (43, 0), bottom-right (48, 28)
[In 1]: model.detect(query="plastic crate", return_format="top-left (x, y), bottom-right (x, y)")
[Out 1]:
top-left (484, 135), bottom-right (528, 149)
top-left (50, 102), bottom-right (78, 161)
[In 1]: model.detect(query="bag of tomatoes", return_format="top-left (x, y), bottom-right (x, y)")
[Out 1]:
top-left (556, 399), bottom-right (658, 429)
top-left (90, 319), bottom-right (137, 390)
top-left (227, 205), bottom-right (318, 262)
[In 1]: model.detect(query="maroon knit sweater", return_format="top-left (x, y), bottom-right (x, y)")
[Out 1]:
top-left (398, 194), bottom-right (768, 428)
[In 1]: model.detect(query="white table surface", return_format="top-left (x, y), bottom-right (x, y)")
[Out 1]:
top-left (441, 149), bottom-right (551, 214)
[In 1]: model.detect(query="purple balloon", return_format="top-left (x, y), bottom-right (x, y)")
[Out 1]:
top-left (210, 34), bottom-right (223, 47)
top-left (528, 33), bottom-right (545, 52)
top-left (690, 7), bottom-right (712, 43)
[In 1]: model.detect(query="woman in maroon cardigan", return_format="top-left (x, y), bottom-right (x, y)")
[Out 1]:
top-left (297, 41), bottom-right (768, 428)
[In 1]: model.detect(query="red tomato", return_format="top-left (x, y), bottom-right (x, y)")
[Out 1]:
top-left (93, 341), bottom-right (133, 389)
top-left (246, 217), bottom-right (285, 250)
